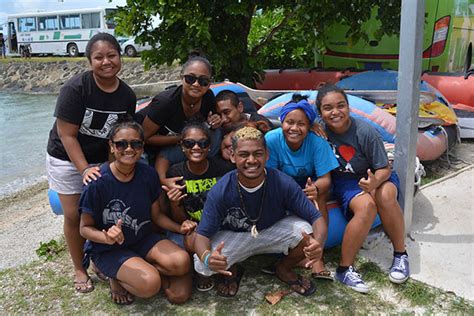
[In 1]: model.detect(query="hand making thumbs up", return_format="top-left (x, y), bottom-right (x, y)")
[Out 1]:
top-left (102, 218), bottom-right (125, 245)
top-left (301, 231), bottom-right (322, 267)
top-left (303, 177), bottom-right (319, 202)
top-left (209, 241), bottom-right (231, 275)
top-left (358, 169), bottom-right (378, 193)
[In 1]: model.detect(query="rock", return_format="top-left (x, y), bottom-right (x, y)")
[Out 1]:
top-left (0, 60), bottom-right (180, 94)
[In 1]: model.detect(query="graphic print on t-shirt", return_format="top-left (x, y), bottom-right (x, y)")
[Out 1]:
top-left (221, 207), bottom-right (251, 232)
top-left (184, 178), bottom-right (218, 221)
top-left (102, 199), bottom-right (151, 236)
top-left (79, 108), bottom-right (124, 139)
top-left (338, 144), bottom-right (356, 173)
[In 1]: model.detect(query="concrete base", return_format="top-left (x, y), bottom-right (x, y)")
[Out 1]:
top-left (360, 165), bottom-right (474, 302)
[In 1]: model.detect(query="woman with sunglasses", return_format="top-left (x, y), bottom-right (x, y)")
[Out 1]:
top-left (141, 56), bottom-right (222, 185)
top-left (162, 121), bottom-right (234, 291)
top-left (45, 33), bottom-right (136, 294)
top-left (80, 120), bottom-right (194, 305)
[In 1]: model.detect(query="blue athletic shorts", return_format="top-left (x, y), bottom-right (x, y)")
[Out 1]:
top-left (332, 171), bottom-right (400, 219)
top-left (91, 233), bottom-right (164, 279)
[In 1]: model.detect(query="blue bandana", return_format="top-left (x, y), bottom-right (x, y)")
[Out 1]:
top-left (279, 99), bottom-right (318, 125)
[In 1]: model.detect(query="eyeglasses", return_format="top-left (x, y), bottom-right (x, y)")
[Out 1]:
top-left (182, 74), bottom-right (211, 87)
top-left (182, 138), bottom-right (211, 149)
top-left (112, 140), bottom-right (144, 151)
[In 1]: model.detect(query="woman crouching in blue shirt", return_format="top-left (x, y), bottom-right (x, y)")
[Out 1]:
top-left (79, 120), bottom-right (195, 304)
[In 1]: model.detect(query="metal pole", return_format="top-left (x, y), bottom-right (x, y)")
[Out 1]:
top-left (394, 0), bottom-right (425, 232)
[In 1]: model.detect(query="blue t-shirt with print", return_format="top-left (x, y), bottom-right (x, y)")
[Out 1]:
top-left (79, 162), bottom-right (161, 253)
top-left (196, 168), bottom-right (322, 239)
top-left (265, 128), bottom-right (339, 187)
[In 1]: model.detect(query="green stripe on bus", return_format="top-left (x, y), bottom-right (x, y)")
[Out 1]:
top-left (53, 32), bottom-right (60, 40)
top-left (39, 35), bottom-right (45, 40)
top-left (89, 30), bottom-right (93, 38)
top-left (64, 34), bottom-right (82, 40)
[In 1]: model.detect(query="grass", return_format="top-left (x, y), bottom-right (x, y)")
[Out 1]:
top-left (0, 240), bottom-right (472, 314)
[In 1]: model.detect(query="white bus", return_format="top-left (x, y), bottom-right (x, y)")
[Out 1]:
top-left (5, 7), bottom-right (119, 57)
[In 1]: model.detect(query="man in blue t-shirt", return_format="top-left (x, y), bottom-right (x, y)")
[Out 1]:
top-left (193, 126), bottom-right (327, 297)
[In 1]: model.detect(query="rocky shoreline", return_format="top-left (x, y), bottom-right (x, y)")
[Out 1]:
top-left (0, 59), bottom-right (181, 96)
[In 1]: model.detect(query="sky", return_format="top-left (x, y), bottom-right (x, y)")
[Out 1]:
top-left (0, 0), bottom-right (126, 25)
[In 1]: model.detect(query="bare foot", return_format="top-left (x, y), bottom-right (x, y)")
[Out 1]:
top-left (109, 279), bottom-right (134, 305)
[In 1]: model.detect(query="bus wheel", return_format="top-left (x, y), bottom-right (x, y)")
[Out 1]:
top-left (67, 43), bottom-right (79, 57)
top-left (125, 45), bottom-right (137, 57)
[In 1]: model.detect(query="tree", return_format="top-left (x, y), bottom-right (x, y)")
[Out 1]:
top-left (114, 0), bottom-right (401, 85)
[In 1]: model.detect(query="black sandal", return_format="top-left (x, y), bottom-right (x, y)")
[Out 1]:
top-left (276, 274), bottom-right (316, 297)
top-left (216, 265), bottom-right (245, 297)
top-left (195, 273), bottom-right (215, 292)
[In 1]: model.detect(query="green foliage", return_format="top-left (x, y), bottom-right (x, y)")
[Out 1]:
top-left (36, 239), bottom-right (65, 261)
top-left (114, 0), bottom-right (401, 84)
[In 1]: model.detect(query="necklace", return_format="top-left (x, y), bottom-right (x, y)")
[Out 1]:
top-left (113, 162), bottom-right (135, 177)
top-left (236, 175), bottom-right (266, 238)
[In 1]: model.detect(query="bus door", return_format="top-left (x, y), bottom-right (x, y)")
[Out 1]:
top-left (8, 22), bottom-right (18, 53)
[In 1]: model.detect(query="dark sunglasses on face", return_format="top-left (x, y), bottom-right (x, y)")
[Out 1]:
top-left (182, 74), bottom-right (211, 87)
top-left (112, 140), bottom-right (144, 151)
top-left (182, 138), bottom-right (211, 149)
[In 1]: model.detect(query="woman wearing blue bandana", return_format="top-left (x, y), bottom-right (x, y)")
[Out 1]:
top-left (265, 93), bottom-right (338, 279)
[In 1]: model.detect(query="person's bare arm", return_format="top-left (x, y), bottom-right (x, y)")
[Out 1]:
top-left (57, 118), bottom-right (100, 184)
top-left (143, 116), bottom-right (181, 146)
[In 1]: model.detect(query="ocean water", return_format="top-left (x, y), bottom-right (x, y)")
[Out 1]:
top-left (0, 92), bottom-right (57, 198)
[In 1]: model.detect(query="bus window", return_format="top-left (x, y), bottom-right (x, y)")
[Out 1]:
top-left (38, 16), bottom-right (59, 31)
top-left (105, 9), bottom-right (117, 29)
top-left (18, 17), bottom-right (36, 32)
top-left (81, 13), bottom-right (100, 29)
top-left (60, 15), bottom-right (81, 29)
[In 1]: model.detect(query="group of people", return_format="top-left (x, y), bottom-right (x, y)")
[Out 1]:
top-left (46, 33), bottom-right (410, 305)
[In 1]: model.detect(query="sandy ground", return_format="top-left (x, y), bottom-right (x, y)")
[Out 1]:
top-left (0, 139), bottom-right (472, 271)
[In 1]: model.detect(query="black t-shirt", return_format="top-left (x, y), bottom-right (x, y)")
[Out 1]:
top-left (47, 71), bottom-right (136, 163)
top-left (167, 157), bottom-right (234, 222)
top-left (145, 85), bottom-right (216, 136)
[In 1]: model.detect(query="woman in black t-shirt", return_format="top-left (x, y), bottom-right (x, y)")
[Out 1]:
top-left (45, 33), bottom-right (136, 294)
top-left (142, 56), bottom-right (222, 187)
top-left (162, 122), bottom-right (233, 291)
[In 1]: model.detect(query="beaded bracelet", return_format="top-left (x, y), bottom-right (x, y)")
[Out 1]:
top-left (200, 250), bottom-right (211, 263)
top-left (203, 253), bottom-right (211, 268)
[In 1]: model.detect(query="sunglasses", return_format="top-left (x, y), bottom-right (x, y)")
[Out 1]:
top-left (182, 74), bottom-right (211, 87)
top-left (182, 138), bottom-right (211, 149)
top-left (112, 140), bottom-right (144, 151)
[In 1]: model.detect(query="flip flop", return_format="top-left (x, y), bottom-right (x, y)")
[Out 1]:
top-left (276, 274), bottom-right (316, 297)
top-left (195, 274), bottom-right (215, 292)
top-left (311, 270), bottom-right (334, 281)
top-left (73, 278), bottom-right (94, 294)
top-left (216, 265), bottom-right (245, 297)
top-left (260, 264), bottom-right (276, 275)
